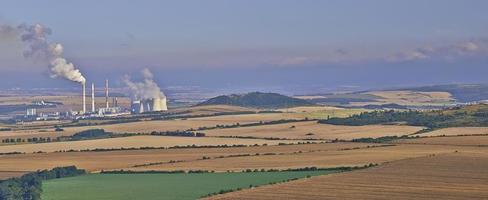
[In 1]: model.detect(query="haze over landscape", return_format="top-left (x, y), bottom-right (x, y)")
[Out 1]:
top-left (1, 1), bottom-right (488, 200)
top-left (1, 0), bottom-right (487, 93)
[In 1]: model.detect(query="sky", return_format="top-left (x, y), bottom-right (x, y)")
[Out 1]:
top-left (0, 0), bottom-right (487, 94)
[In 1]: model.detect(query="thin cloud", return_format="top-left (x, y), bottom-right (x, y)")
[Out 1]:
top-left (387, 40), bottom-right (487, 62)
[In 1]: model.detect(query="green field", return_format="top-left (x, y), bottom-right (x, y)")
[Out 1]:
top-left (42, 171), bottom-right (337, 200)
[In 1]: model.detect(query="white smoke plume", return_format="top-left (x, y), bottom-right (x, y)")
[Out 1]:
top-left (123, 68), bottom-right (166, 100)
top-left (2, 23), bottom-right (86, 83)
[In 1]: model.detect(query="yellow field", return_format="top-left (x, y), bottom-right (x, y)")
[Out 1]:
top-left (361, 90), bottom-right (454, 106)
top-left (277, 106), bottom-right (367, 119)
top-left (420, 127), bottom-right (488, 137)
top-left (396, 135), bottom-right (488, 146)
top-left (0, 113), bottom-right (307, 141)
top-left (204, 121), bottom-right (423, 140)
top-left (123, 144), bottom-right (483, 172)
top-left (206, 152), bottom-right (488, 200)
top-left (0, 135), bottom-right (306, 153)
top-left (0, 143), bottom-right (372, 176)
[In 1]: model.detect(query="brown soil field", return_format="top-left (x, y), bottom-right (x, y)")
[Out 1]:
top-left (0, 136), bottom-right (305, 153)
top-left (0, 171), bottom-right (31, 180)
top-left (206, 152), bottom-right (488, 200)
top-left (123, 144), bottom-right (484, 172)
top-left (396, 135), bottom-right (488, 146)
top-left (204, 121), bottom-right (423, 140)
top-left (420, 127), bottom-right (488, 137)
top-left (0, 143), bottom-right (373, 177)
top-left (0, 113), bottom-right (306, 141)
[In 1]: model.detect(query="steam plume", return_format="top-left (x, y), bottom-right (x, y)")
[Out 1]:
top-left (3, 23), bottom-right (86, 83)
top-left (123, 68), bottom-right (166, 100)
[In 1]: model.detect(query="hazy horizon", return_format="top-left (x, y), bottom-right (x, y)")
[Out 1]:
top-left (1, 0), bottom-right (487, 93)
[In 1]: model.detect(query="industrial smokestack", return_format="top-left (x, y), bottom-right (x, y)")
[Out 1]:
top-left (91, 82), bottom-right (95, 113)
top-left (82, 82), bottom-right (86, 113)
top-left (105, 79), bottom-right (109, 109)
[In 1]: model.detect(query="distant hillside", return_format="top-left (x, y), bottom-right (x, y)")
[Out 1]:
top-left (198, 92), bottom-right (315, 109)
top-left (300, 83), bottom-right (488, 107)
top-left (319, 103), bottom-right (488, 128)
top-left (404, 84), bottom-right (488, 103)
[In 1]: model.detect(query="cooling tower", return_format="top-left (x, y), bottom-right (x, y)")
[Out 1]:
top-left (139, 101), bottom-right (145, 113)
top-left (152, 98), bottom-right (162, 111)
top-left (161, 97), bottom-right (168, 111)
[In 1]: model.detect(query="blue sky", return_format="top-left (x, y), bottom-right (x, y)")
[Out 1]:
top-left (0, 0), bottom-right (487, 93)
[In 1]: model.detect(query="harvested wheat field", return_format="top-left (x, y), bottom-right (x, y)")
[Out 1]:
top-left (363, 90), bottom-right (454, 106)
top-left (396, 135), bottom-right (488, 146)
top-left (0, 113), bottom-right (307, 141)
top-left (0, 171), bottom-right (31, 180)
top-left (206, 152), bottom-right (488, 200)
top-left (276, 106), bottom-right (367, 119)
top-left (204, 121), bottom-right (423, 140)
top-left (420, 127), bottom-right (488, 137)
top-left (0, 113), bottom-right (302, 139)
top-left (124, 144), bottom-right (483, 172)
top-left (0, 143), bottom-right (373, 175)
top-left (0, 136), bottom-right (305, 153)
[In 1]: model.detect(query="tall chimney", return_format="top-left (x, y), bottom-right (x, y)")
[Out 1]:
top-left (105, 79), bottom-right (109, 108)
top-left (82, 82), bottom-right (86, 113)
top-left (91, 82), bottom-right (95, 113)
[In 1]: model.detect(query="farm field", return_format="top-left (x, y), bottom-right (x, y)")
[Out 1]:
top-left (0, 112), bottom-right (310, 141)
top-left (0, 143), bottom-right (372, 177)
top-left (41, 171), bottom-right (335, 200)
top-left (0, 171), bottom-right (30, 180)
top-left (419, 127), bottom-right (488, 137)
top-left (122, 144), bottom-right (483, 172)
top-left (206, 152), bottom-right (488, 200)
top-left (204, 121), bottom-right (423, 140)
top-left (0, 135), bottom-right (305, 153)
top-left (361, 90), bottom-right (454, 106)
top-left (276, 106), bottom-right (367, 119)
top-left (171, 105), bottom-right (258, 115)
top-left (396, 135), bottom-right (488, 146)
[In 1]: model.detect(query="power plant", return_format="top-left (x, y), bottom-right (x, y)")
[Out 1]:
top-left (77, 79), bottom-right (130, 117)
top-left (77, 75), bottom-right (168, 116)
top-left (11, 23), bottom-right (169, 121)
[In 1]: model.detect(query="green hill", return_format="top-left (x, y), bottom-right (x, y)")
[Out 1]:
top-left (198, 92), bottom-right (315, 109)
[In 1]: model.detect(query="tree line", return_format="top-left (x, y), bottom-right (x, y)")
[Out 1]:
top-left (319, 107), bottom-right (488, 128)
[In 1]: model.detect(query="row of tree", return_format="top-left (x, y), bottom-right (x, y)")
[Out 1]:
top-left (319, 110), bottom-right (453, 128)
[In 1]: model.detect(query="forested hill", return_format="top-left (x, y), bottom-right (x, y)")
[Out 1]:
top-left (198, 92), bottom-right (315, 109)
